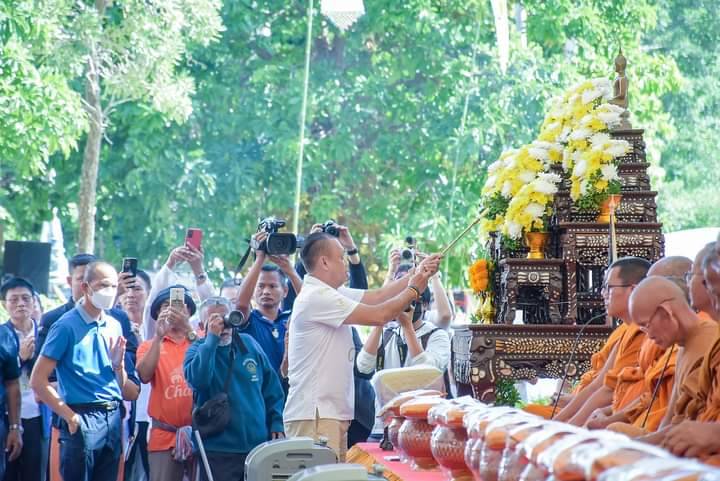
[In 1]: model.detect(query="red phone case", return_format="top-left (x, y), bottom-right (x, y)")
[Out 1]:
top-left (186, 228), bottom-right (203, 250)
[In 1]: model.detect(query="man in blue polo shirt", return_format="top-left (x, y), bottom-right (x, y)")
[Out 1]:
top-left (30, 261), bottom-right (139, 481)
top-left (235, 234), bottom-right (302, 375)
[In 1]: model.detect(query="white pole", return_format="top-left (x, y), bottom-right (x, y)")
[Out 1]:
top-left (293, 0), bottom-right (315, 235)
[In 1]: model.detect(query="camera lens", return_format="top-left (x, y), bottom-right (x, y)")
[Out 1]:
top-left (325, 224), bottom-right (339, 237)
top-left (223, 310), bottom-right (247, 329)
top-left (401, 249), bottom-right (413, 260)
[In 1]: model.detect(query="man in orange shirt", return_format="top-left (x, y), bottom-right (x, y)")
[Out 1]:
top-left (137, 286), bottom-right (197, 481)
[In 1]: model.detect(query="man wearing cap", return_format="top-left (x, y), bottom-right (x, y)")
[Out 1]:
top-left (30, 261), bottom-right (139, 481)
top-left (136, 285), bottom-right (197, 481)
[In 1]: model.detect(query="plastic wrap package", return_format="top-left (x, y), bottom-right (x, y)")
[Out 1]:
top-left (372, 366), bottom-right (445, 410)
top-left (542, 431), bottom-right (628, 481)
top-left (462, 407), bottom-right (520, 481)
top-left (596, 457), bottom-right (720, 481)
top-left (517, 423), bottom-right (582, 481)
top-left (590, 442), bottom-right (672, 480)
top-left (398, 396), bottom-right (448, 470)
top-left (479, 413), bottom-right (542, 481)
top-left (428, 397), bottom-right (481, 481)
top-left (497, 420), bottom-right (550, 481)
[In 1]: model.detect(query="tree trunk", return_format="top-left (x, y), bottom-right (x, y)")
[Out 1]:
top-left (77, 54), bottom-right (103, 254)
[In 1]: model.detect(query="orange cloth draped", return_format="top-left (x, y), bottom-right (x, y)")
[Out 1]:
top-left (574, 323), bottom-right (629, 394)
top-left (603, 324), bottom-right (645, 393)
top-left (696, 325), bottom-right (720, 423)
top-left (522, 403), bottom-right (555, 419)
top-left (612, 338), bottom-right (665, 412)
top-left (629, 345), bottom-right (677, 431)
top-left (522, 324), bottom-right (629, 419)
top-left (670, 315), bottom-right (719, 424)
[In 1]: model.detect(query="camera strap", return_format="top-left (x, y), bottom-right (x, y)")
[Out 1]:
top-left (234, 241), bottom-right (253, 279)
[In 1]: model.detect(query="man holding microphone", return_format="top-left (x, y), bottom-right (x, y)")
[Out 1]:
top-left (283, 231), bottom-right (441, 460)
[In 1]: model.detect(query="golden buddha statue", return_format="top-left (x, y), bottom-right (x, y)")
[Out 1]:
top-left (609, 49), bottom-right (631, 129)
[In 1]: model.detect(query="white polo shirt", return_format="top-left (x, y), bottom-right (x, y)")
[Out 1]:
top-left (283, 275), bottom-right (364, 422)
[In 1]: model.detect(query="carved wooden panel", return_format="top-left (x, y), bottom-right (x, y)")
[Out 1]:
top-left (496, 259), bottom-right (566, 325)
top-left (554, 191), bottom-right (658, 224)
top-left (452, 325), bottom-right (612, 403)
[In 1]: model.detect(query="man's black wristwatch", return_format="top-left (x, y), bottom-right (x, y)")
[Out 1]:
top-left (346, 247), bottom-right (359, 256)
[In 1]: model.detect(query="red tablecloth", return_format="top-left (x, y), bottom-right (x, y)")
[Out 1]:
top-left (347, 442), bottom-right (446, 481)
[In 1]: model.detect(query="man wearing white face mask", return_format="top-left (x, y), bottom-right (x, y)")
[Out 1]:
top-left (31, 261), bottom-right (140, 481)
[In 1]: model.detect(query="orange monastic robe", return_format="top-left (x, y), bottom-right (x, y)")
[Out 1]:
top-left (523, 323), bottom-right (630, 419)
top-left (612, 338), bottom-right (666, 412)
top-left (603, 324), bottom-right (646, 394)
top-left (669, 314), bottom-right (718, 424)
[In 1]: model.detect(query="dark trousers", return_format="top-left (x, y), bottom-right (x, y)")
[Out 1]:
top-left (59, 405), bottom-right (122, 481)
top-left (199, 452), bottom-right (246, 481)
top-left (347, 420), bottom-right (371, 448)
top-left (123, 421), bottom-right (149, 481)
top-left (5, 416), bottom-right (48, 481)
top-left (0, 415), bottom-right (6, 479)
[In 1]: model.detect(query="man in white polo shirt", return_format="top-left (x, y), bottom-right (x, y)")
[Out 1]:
top-left (283, 232), bottom-right (441, 460)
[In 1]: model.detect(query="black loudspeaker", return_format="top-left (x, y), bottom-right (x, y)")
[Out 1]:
top-left (3, 241), bottom-right (51, 294)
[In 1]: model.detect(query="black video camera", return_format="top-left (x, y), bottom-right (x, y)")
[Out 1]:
top-left (320, 220), bottom-right (340, 237)
top-left (399, 236), bottom-right (417, 267)
top-left (252, 217), bottom-right (304, 255)
top-left (223, 310), bottom-right (247, 329)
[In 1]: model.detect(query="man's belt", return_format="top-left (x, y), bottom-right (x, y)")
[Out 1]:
top-left (68, 400), bottom-right (120, 412)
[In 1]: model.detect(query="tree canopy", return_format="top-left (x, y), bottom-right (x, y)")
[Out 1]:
top-left (1, 0), bottom-right (717, 287)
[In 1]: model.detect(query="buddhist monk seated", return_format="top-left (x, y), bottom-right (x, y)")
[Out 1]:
top-left (623, 275), bottom-right (718, 448)
top-left (656, 241), bottom-right (720, 464)
top-left (584, 256), bottom-right (694, 432)
top-left (546, 257), bottom-right (652, 425)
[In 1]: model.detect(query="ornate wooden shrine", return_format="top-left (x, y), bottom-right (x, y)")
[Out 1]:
top-left (453, 129), bottom-right (665, 401)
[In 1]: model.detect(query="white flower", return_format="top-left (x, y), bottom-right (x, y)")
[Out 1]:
top-left (579, 114), bottom-right (595, 126)
top-left (606, 140), bottom-right (631, 158)
top-left (505, 154), bottom-right (518, 169)
top-left (506, 221), bottom-right (523, 240)
top-left (518, 170), bottom-right (537, 183)
top-left (580, 180), bottom-right (589, 196)
top-left (589, 132), bottom-right (611, 147)
top-left (559, 126), bottom-right (572, 143)
top-left (562, 149), bottom-right (572, 170)
top-left (597, 110), bottom-right (622, 126)
top-left (501, 180), bottom-right (512, 198)
top-left (484, 174), bottom-right (498, 190)
top-left (573, 158), bottom-right (588, 178)
top-left (572, 149), bottom-right (584, 163)
top-left (487, 160), bottom-right (502, 174)
top-left (528, 147), bottom-right (549, 162)
top-left (569, 127), bottom-right (592, 141)
top-left (524, 202), bottom-right (546, 220)
top-left (600, 164), bottom-right (620, 182)
top-left (534, 173), bottom-right (562, 194)
top-left (581, 88), bottom-right (604, 105)
top-left (591, 78), bottom-right (612, 99)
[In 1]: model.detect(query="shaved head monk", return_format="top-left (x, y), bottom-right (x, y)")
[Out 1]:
top-left (661, 243), bottom-right (720, 462)
top-left (586, 256), bottom-right (692, 432)
top-left (548, 257), bottom-right (651, 425)
top-left (628, 274), bottom-right (718, 450)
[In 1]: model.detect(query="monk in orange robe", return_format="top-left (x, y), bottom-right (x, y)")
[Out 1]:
top-left (620, 276), bottom-right (719, 449)
top-left (661, 241), bottom-right (720, 464)
top-left (552, 257), bottom-right (652, 425)
top-left (584, 257), bottom-right (694, 431)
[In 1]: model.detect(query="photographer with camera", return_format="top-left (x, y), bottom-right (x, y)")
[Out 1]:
top-left (283, 231), bottom-right (441, 461)
top-left (235, 230), bottom-right (302, 376)
top-left (386, 241), bottom-right (454, 329)
top-left (135, 285), bottom-right (197, 481)
top-left (184, 297), bottom-right (284, 481)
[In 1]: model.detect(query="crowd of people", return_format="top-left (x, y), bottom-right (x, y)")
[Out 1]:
top-left (0, 223), bottom-right (454, 481)
top-left (3, 224), bottom-right (720, 481)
